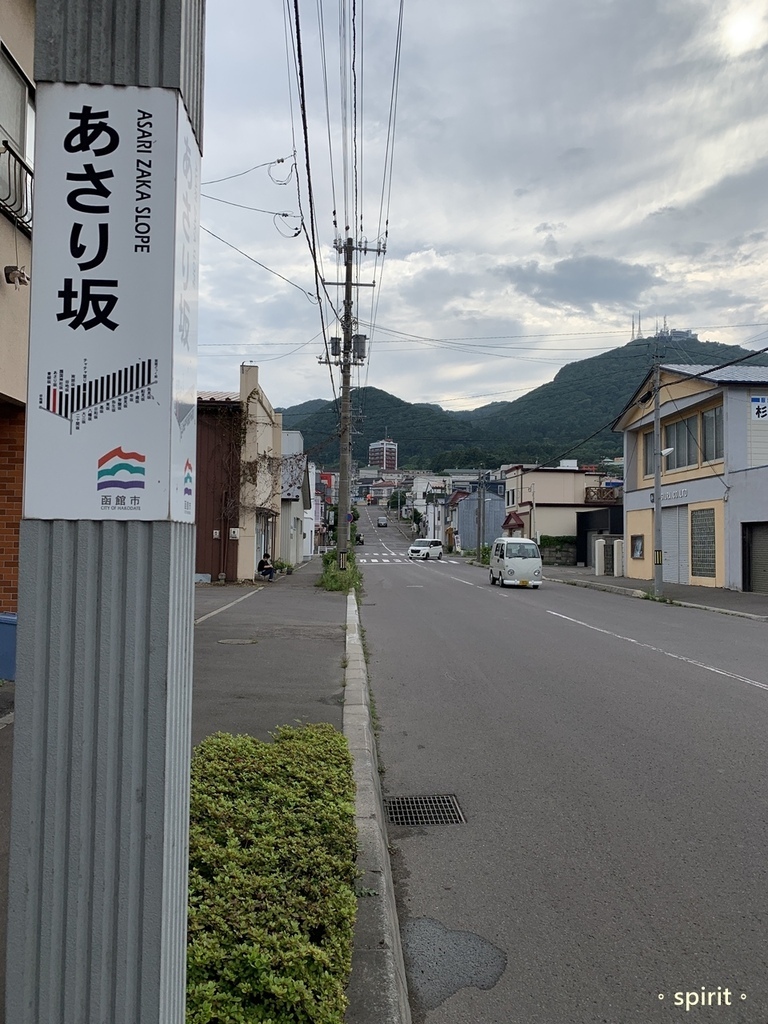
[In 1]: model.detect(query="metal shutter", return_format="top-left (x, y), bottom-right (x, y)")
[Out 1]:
top-left (750, 524), bottom-right (768, 594)
top-left (662, 506), bottom-right (689, 584)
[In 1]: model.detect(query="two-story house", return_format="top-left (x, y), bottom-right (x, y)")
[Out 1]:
top-left (614, 364), bottom-right (768, 591)
top-left (0, 0), bottom-right (35, 614)
top-left (502, 462), bottom-right (608, 543)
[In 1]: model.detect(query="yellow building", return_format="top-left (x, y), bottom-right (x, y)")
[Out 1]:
top-left (614, 364), bottom-right (768, 592)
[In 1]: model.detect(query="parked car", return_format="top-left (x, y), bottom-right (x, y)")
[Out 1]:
top-left (408, 539), bottom-right (443, 560)
top-left (377, 516), bottom-right (388, 527)
top-left (488, 537), bottom-right (542, 588)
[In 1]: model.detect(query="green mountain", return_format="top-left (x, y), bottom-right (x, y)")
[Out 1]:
top-left (286, 335), bottom-right (768, 470)
top-left (276, 398), bottom-right (329, 429)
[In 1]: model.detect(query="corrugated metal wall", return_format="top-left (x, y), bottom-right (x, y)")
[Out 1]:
top-left (34, 0), bottom-right (206, 147)
top-left (7, 519), bottom-right (195, 1023)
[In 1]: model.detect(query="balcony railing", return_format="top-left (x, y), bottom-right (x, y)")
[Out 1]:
top-left (585, 485), bottom-right (623, 504)
top-left (0, 139), bottom-right (33, 234)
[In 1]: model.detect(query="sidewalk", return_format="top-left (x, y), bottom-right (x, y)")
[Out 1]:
top-left (193, 555), bottom-right (408, 1024)
top-left (543, 564), bottom-right (768, 620)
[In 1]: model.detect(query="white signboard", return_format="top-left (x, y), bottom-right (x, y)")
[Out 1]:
top-left (24, 84), bottom-right (200, 521)
top-left (751, 396), bottom-right (768, 422)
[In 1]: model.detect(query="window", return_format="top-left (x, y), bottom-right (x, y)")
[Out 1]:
top-left (691, 508), bottom-right (716, 577)
top-left (506, 488), bottom-right (515, 505)
top-left (702, 405), bottom-right (723, 462)
top-left (0, 45), bottom-right (34, 230)
top-left (0, 46), bottom-right (34, 163)
top-left (643, 432), bottom-right (654, 477)
top-left (664, 415), bottom-right (698, 470)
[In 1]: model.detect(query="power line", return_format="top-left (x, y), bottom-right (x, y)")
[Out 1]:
top-left (201, 156), bottom-right (293, 185)
top-left (200, 225), bottom-right (317, 300)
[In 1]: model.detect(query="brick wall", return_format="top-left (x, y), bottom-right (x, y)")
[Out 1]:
top-left (0, 404), bottom-right (25, 612)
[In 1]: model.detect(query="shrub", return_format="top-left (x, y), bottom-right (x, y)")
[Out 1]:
top-left (318, 549), bottom-right (362, 592)
top-left (538, 535), bottom-right (577, 548)
top-left (187, 725), bottom-right (358, 1024)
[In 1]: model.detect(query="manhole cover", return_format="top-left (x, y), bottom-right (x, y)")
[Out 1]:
top-left (217, 638), bottom-right (257, 645)
top-left (384, 794), bottom-right (465, 827)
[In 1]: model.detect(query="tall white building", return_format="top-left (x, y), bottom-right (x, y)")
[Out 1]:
top-left (369, 437), bottom-right (398, 470)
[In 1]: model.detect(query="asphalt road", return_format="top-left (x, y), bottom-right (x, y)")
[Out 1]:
top-left (358, 509), bottom-right (768, 1024)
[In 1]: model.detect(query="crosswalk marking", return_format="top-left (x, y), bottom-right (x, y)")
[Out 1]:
top-left (357, 555), bottom-right (461, 565)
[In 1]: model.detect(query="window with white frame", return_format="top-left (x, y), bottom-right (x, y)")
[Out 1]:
top-left (0, 46), bottom-right (34, 163)
top-left (664, 415), bottom-right (698, 470)
top-left (701, 405), bottom-right (723, 462)
top-left (643, 432), bottom-right (654, 477)
top-left (506, 488), bottom-right (515, 505)
top-left (0, 44), bottom-right (34, 229)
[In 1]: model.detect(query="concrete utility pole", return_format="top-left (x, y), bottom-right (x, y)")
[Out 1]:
top-left (336, 237), bottom-right (354, 570)
top-left (7, 2), bottom-right (204, 1022)
top-left (653, 358), bottom-right (664, 597)
top-left (326, 235), bottom-right (377, 570)
top-left (475, 470), bottom-right (486, 555)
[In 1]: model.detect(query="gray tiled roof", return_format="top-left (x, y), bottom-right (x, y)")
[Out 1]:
top-left (663, 364), bottom-right (768, 384)
top-left (198, 391), bottom-right (239, 401)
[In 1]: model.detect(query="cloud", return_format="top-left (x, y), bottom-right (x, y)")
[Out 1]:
top-left (194, 0), bottom-right (768, 411)
top-left (498, 255), bottom-right (664, 312)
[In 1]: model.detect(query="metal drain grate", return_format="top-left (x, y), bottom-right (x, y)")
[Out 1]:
top-left (384, 794), bottom-right (465, 827)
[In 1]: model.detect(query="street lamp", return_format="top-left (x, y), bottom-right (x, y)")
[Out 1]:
top-left (653, 446), bottom-right (674, 597)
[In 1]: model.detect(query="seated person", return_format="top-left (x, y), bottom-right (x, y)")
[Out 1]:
top-left (257, 553), bottom-right (276, 582)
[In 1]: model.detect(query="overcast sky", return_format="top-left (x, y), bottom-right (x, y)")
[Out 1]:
top-left (199, 0), bottom-right (768, 411)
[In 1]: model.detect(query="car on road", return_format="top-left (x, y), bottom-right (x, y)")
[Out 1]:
top-left (408, 538), bottom-right (443, 560)
top-left (488, 537), bottom-right (542, 588)
top-left (376, 516), bottom-right (388, 527)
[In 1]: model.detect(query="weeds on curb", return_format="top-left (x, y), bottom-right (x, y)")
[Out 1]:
top-left (317, 549), bottom-right (363, 592)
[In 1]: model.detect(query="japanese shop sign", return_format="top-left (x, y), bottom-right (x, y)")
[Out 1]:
top-left (24, 84), bottom-right (200, 521)
top-left (751, 396), bottom-right (768, 421)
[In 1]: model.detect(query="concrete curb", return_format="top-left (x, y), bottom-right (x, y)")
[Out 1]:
top-left (343, 593), bottom-right (412, 1024)
top-left (544, 575), bottom-right (768, 621)
top-left (544, 576), bottom-right (647, 600)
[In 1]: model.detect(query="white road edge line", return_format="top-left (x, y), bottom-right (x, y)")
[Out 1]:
top-left (547, 610), bottom-right (768, 692)
top-left (0, 711), bottom-right (14, 731)
top-left (194, 588), bottom-right (260, 625)
top-left (449, 576), bottom-right (475, 586)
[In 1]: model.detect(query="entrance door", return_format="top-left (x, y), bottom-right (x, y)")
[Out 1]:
top-left (661, 506), bottom-right (689, 584)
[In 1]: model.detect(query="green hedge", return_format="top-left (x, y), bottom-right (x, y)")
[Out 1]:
top-left (187, 725), bottom-right (358, 1024)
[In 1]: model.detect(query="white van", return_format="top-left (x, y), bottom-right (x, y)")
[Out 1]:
top-left (488, 537), bottom-right (543, 588)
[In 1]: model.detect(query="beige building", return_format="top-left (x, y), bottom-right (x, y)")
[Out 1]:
top-left (0, 0), bottom-right (35, 612)
top-left (614, 363), bottom-right (768, 591)
top-left (503, 462), bottom-right (608, 541)
top-left (236, 364), bottom-right (284, 579)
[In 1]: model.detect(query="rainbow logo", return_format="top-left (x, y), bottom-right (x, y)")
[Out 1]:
top-left (183, 459), bottom-right (193, 496)
top-left (97, 447), bottom-right (146, 490)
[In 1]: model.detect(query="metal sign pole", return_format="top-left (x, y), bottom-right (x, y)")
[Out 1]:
top-left (6, 3), bottom-right (205, 1021)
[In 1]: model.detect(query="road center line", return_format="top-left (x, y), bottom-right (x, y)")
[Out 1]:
top-left (195, 588), bottom-right (260, 625)
top-left (547, 611), bottom-right (768, 692)
top-left (450, 576), bottom-right (475, 586)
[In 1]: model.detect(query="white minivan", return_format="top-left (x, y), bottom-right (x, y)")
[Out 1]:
top-left (408, 538), bottom-right (443, 560)
top-left (488, 537), bottom-right (543, 588)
